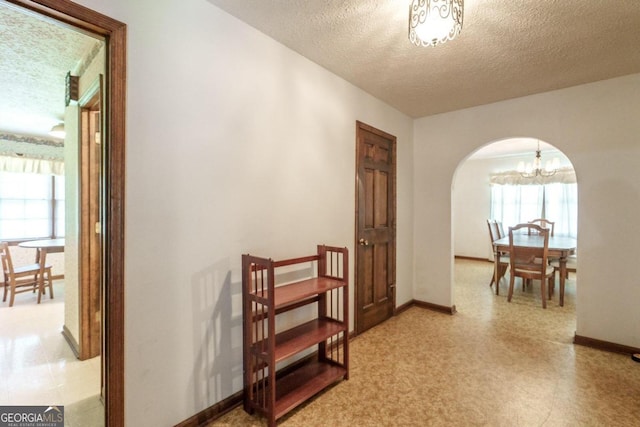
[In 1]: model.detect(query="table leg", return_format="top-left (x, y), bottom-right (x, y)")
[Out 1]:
top-left (495, 251), bottom-right (500, 295)
top-left (559, 255), bottom-right (566, 307)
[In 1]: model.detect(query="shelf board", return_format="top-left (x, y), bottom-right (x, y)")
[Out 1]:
top-left (274, 360), bottom-right (346, 420)
top-left (250, 277), bottom-right (345, 309)
top-left (272, 318), bottom-right (345, 362)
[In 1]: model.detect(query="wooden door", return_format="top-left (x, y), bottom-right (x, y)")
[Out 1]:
top-left (355, 121), bottom-right (396, 334)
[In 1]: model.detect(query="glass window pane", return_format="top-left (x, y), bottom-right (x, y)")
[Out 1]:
top-left (0, 172), bottom-right (57, 240)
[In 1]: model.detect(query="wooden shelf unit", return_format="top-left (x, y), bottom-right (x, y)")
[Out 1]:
top-left (242, 245), bottom-right (349, 426)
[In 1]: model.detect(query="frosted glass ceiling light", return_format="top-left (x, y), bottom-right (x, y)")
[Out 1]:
top-left (409, 0), bottom-right (463, 47)
top-left (49, 123), bottom-right (65, 139)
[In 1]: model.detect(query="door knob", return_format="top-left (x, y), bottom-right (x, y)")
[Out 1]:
top-left (359, 238), bottom-right (369, 246)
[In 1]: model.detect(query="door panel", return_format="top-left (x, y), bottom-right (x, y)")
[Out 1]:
top-left (355, 121), bottom-right (396, 334)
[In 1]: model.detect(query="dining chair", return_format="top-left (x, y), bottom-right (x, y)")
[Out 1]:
top-left (496, 220), bottom-right (506, 239)
top-left (548, 252), bottom-right (576, 305)
top-left (507, 223), bottom-right (555, 309)
top-left (551, 253), bottom-right (577, 280)
top-left (1, 242), bottom-right (53, 307)
top-left (528, 218), bottom-right (555, 236)
top-left (528, 218), bottom-right (561, 270)
top-left (487, 219), bottom-right (509, 290)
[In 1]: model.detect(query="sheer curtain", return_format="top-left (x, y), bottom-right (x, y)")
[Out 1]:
top-left (545, 183), bottom-right (577, 238)
top-left (490, 184), bottom-right (543, 230)
top-left (490, 182), bottom-right (577, 238)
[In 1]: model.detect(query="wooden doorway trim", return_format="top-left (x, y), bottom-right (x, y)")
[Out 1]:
top-left (7, 1), bottom-right (127, 426)
top-left (354, 121), bottom-right (397, 336)
top-left (78, 77), bottom-right (103, 361)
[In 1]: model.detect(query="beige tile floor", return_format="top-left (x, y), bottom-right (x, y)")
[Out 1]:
top-left (211, 259), bottom-right (640, 426)
top-left (0, 281), bottom-right (104, 427)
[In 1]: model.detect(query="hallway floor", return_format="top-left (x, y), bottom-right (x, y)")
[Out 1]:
top-left (211, 259), bottom-right (640, 426)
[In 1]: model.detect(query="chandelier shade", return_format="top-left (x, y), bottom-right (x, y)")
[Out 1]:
top-left (409, 0), bottom-right (464, 47)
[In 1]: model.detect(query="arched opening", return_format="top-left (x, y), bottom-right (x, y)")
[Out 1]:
top-left (451, 137), bottom-right (578, 335)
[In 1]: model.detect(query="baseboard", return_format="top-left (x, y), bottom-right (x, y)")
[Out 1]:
top-left (574, 334), bottom-right (640, 355)
top-left (413, 299), bottom-right (457, 315)
top-left (454, 255), bottom-right (491, 262)
top-left (398, 299), bottom-right (457, 315)
top-left (174, 390), bottom-right (243, 427)
top-left (61, 325), bottom-right (80, 358)
top-left (395, 300), bottom-right (414, 315)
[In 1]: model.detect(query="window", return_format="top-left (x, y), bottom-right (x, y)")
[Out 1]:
top-left (491, 182), bottom-right (577, 238)
top-left (0, 171), bottom-right (65, 240)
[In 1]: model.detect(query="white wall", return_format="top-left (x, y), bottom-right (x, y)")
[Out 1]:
top-left (75, 1), bottom-right (413, 425)
top-left (453, 151), bottom-right (572, 260)
top-left (60, 1), bottom-right (640, 425)
top-left (415, 73), bottom-right (640, 350)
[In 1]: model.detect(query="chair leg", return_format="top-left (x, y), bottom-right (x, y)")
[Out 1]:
top-left (540, 280), bottom-right (547, 309)
top-left (507, 275), bottom-right (515, 302)
top-left (36, 275), bottom-right (44, 304)
top-left (9, 282), bottom-right (16, 307)
top-left (46, 269), bottom-right (54, 299)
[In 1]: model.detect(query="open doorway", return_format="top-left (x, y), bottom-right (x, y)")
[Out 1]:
top-left (3, 1), bottom-right (126, 425)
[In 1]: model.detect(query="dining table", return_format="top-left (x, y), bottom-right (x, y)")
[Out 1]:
top-left (493, 234), bottom-right (577, 306)
top-left (18, 238), bottom-right (65, 278)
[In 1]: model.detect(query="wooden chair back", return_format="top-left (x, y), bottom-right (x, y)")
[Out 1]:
top-left (528, 218), bottom-right (555, 236)
top-left (509, 224), bottom-right (550, 274)
top-left (508, 223), bottom-right (555, 308)
top-left (487, 219), bottom-right (501, 243)
top-left (1, 242), bottom-right (52, 307)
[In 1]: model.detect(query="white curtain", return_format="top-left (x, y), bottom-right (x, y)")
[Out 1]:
top-left (545, 183), bottom-right (578, 238)
top-left (491, 184), bottom-right (544, 230)
top-left (0, 155), bottom-right (65, 176)
top-left (490, 181), bottom-right (577, 238)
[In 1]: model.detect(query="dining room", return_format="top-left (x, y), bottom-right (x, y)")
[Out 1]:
top-left (452, 137), bottom-right (577, 313)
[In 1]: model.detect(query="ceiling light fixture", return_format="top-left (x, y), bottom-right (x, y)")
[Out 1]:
top-left (48, 123), bottom-right (65, 139)
top-left (517, 141), bottom-right (560, 178)
top-left (409, 0), bottom-right (464, 47)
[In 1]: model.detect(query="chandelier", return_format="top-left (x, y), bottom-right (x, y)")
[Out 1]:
top-left (409, 0), bottom-right (464, 47)
top-left (517, 141), bottom-right (560, 178)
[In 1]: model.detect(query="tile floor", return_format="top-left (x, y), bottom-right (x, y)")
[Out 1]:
top-left (211, 259), bottom-right (640, 426)
top-left (0, 281), bottom-right (104, 427)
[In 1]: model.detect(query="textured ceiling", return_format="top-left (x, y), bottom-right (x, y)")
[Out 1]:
top-left (207, 0), bottom-right (640, 118)
top-left (0, 2), bottom-right (99, 139)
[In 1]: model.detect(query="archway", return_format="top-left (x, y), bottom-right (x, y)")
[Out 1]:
top-left (451, 137), bottom-right (577, 312)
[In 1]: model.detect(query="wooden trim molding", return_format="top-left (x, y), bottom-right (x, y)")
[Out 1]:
top-left (8, 2), bottom-right (128, 426)
top-left (454, 255), bottom-right (491, 262)
top-left (174, 390), bottom-right (243, 427)
top-left (574, 334), bottom-right (640, 355)
top-left (412, 299), bottom-right (457, 315)
top-left (396, 299), bottom-right (457, 315)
